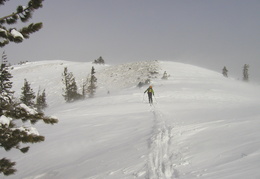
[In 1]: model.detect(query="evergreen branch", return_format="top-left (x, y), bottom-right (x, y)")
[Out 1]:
top-left (20, 22), bottom-right (43, 39)
top-left (0, 0), bottom-right (9, 6)
top-left (0, 40), bottom-right (9, 48)
top-left (0, 7), bottom-right (30, 23)
top-left (42, 116), bottom-right (59, 124)
top-left (0, 158), bottom-right (16, 176)
top-left (0, 0), bottom-right (44, 24)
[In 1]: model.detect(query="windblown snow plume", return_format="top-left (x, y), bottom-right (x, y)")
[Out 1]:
top-left (96, 60), bottom-right (160, 90)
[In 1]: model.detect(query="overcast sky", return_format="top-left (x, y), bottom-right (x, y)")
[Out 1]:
top-left (1, 0), bottom-right (260, 82)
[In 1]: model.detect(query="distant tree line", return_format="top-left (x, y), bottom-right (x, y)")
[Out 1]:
top-left (60, 56), bottom-right (105, 102)
top-left (62, 66), bottom-right (97, 102)
top-left (222, 64), bottom-right (250, 82)
top-left (20, 79), bottom-right (48, 112)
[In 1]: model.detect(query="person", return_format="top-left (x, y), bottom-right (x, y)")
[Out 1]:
top-left (144, 85), bottom-right (154, 104)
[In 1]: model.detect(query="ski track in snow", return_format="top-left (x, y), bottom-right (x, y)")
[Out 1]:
top-left (145, 105), bottom-right (179, 179)
top-left (6, 60), bottom-right (260, 179)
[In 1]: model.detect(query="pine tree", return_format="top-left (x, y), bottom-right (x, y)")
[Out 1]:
top-left (243, 64), bottom-right (249, 82)
top-left (0, 52), bottom-right (13, 116)
top-left (0, 2), bottom-right (58, 175)
top-left (20, 79), bottom-right (36, 107)
top-left (0, 0), bottom-right (44, 47)
top-left (87, 66), bottom-right (97, 98)
top-left (93, 56), bottom-right (105, 64)
top-left (36, 88), bottom-right (47, 111)
top-left (62, 67), bottom-right (81, 102)
top-left (222, 66), bottom-right (228, 77)
top-left (0, 55), bottom-right (58, 176)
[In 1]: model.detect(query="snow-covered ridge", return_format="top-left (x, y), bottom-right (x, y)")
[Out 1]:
top-left (11, 60), bottom-right (161, 106)
top-left (10, 59), bottom-right (231, 107)
top-left (5, 60), bottom-right (260, 179)
top-left (11, 60), bottom-right (108, 107)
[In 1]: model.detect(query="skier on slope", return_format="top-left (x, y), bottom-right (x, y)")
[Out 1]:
top-left (144, 85), bottom-right (154, 104)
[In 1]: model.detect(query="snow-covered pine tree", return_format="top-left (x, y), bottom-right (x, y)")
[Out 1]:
top-left (36, 88), bottom-right (47, 112)
top-left (0, 52), bottom-right (13, 116)
top-left (222, 66), bottom-right (228, 77)
top-left (20, 79), bottom-right (36, 107)
top-left (0, 55), bottom-right (58, 176)
top-left (87, 66), bottom-right (97, 98)
top-left (243, 64), bottom-right (249, 82)
top-left (62, 67), bottom-right (81, 102)
top-left (0, 2), bottom-right (58, 175)
top-left (0, 0), bottom-right (43, 47)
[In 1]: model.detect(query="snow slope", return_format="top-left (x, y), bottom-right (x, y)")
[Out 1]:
top-left (2, 60), bottom-right (260, 179)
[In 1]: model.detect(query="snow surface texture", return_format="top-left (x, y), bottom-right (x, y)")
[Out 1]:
top-left (2, 60), bottom-right (260, 179)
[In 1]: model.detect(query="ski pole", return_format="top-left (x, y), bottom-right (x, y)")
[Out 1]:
top-left (154, 95), bottom-right (158, 104)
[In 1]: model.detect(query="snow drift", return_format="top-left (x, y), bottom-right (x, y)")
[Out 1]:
top-left (2, 60), bottom-right (260, 179)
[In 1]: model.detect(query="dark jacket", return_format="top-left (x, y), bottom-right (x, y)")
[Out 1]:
top-left (144, 87), bottom-right (154, 95)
